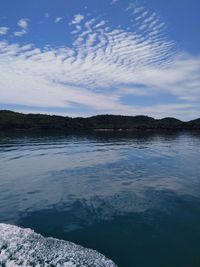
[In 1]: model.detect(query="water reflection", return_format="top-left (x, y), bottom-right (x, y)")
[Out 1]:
top-left (0, 131), bottom-right (200, 266)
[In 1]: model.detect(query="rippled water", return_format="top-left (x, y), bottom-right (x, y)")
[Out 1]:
top-left (0, 131), bottom-right (200, 267)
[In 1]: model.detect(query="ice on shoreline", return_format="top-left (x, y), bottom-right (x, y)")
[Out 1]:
top-left (0, 223), bottom-right (117, 267)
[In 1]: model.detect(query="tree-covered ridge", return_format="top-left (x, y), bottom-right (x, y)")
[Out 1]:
top-left (0, 110), bottom-right (199, 131)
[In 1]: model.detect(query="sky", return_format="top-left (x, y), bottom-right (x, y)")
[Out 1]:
top-left (0, 0), bottom-right (200, 120)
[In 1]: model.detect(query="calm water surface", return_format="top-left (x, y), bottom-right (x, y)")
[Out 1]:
top-left (0, 131), bottom-right (200, 267)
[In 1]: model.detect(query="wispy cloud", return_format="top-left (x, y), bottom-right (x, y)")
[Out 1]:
top-left (0, 5), bottom-right (199, 119)
top-left (71, 14), bottom-right (85, 25)
top-left (45, 13), bottom-right (49, 19)
top-left (13, 30), bottom-right (27, 37)
top-left (18, 18), bottom-right (28, 29)
top-left (0, 26), bottom-right (9, 35)
top-left (14, 18), bottom-right (29, 37)
top-left (111, 0), bottom-right (118, 5)
top-left (55, 17), bottom-right (63, 23)
top-left (126, 3), bottom-right (145, 13)
top-left (94, 20), bottom-right (106, 29)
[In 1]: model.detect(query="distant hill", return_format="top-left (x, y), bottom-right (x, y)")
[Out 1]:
top-left (0, 110), bottom-right (200, 131)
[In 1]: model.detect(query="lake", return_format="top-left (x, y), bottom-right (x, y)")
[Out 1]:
top-left (0, 131), bottom-right (200, 267)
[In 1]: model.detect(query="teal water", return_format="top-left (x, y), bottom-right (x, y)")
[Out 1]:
top-left (0, 131), bottom-right (200, 267)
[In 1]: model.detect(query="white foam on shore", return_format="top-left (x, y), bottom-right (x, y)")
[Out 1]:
top-left (0, 223), bottom-right (117, 267)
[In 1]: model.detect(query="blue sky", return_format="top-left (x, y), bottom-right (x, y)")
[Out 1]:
top-left (0, 0), bottom-right (199, 119)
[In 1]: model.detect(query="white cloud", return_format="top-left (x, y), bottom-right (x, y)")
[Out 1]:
top-left (94, 20), bottom-right (106, 29)
top-left (126, 3), bottom-right (145, 13)
top-left (0, 27), bottom-right (9, 35)
top-left (71, 14), bottom-right (84, 25)
top-left (55, 17), bottom-right (63, 23)
top-left (14, 18), bottom-right (29, 37)
top-left (14, 29), bottom-right (27, 37)
top-left (18, 18), bottom-right (28, 29)
top-left (0, 8), bottom-right (199, 120)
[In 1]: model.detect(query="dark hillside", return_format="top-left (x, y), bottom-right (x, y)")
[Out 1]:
top-left (0, 110), bottom-right (200, 131)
